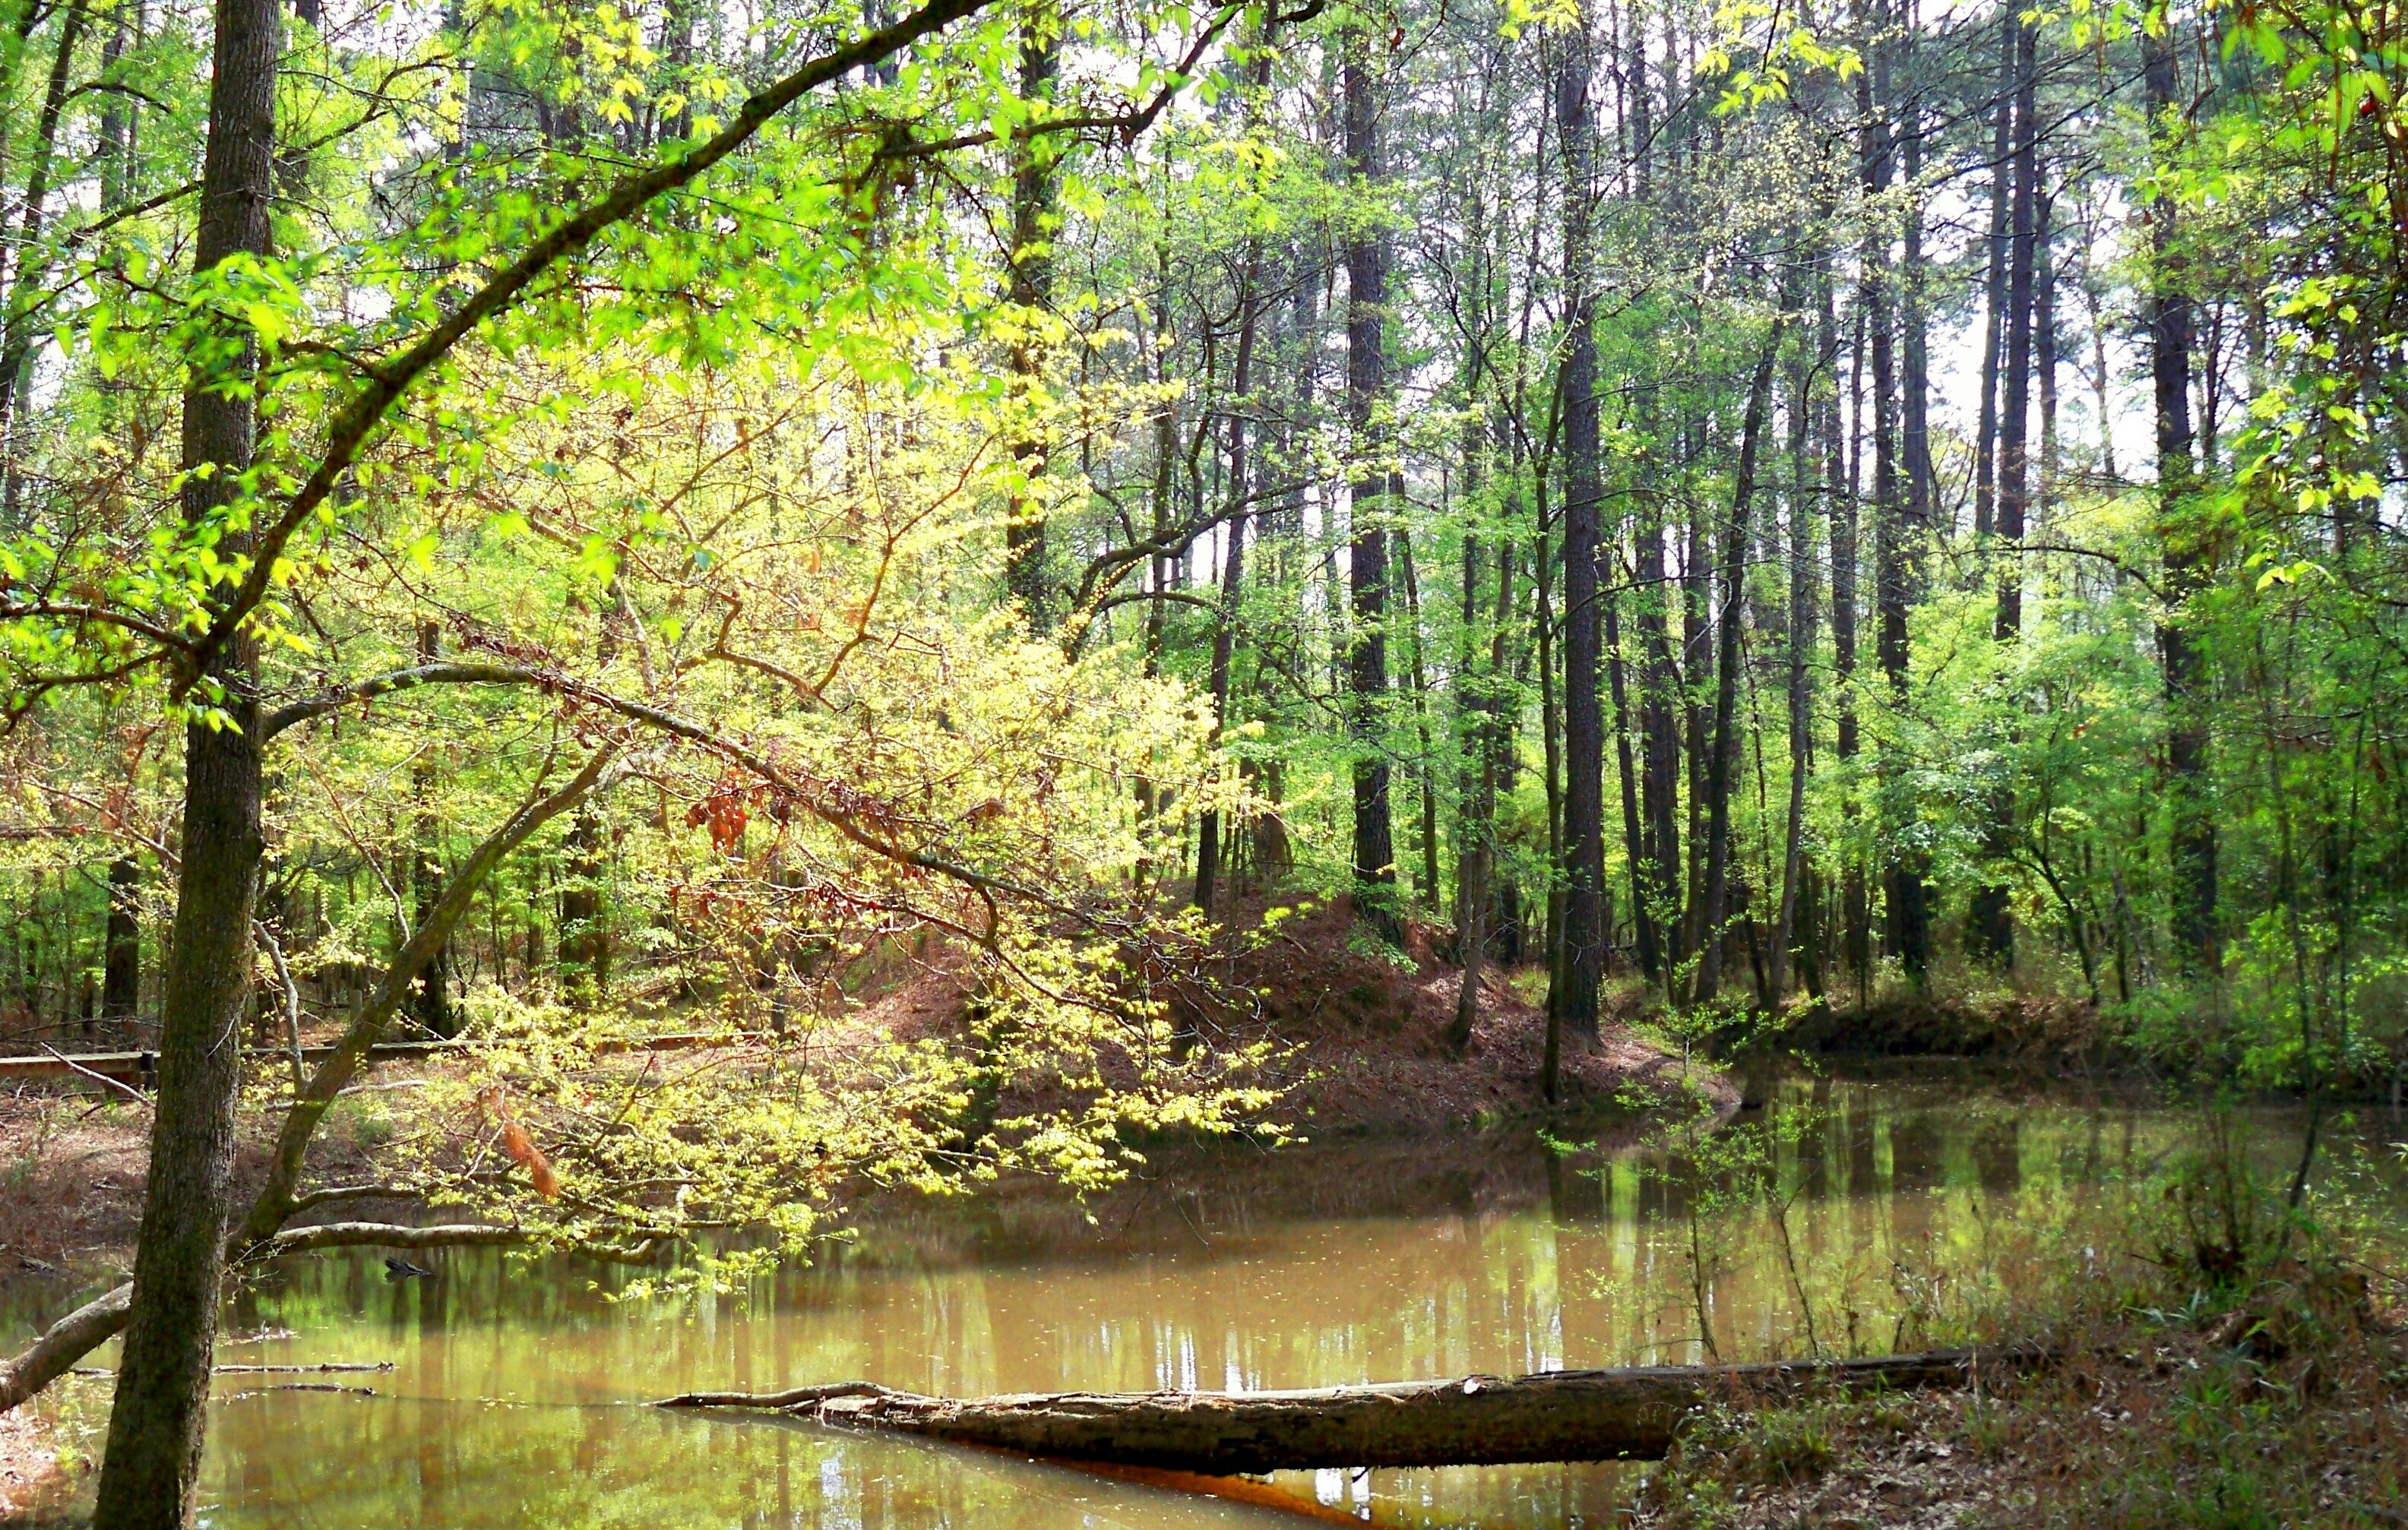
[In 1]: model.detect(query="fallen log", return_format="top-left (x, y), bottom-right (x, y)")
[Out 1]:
top-left (656, 1348), bottom-right (2046, 1472)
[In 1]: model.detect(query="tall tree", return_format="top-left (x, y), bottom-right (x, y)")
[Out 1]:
top-left (1860, 0), bottom-right (1925, 980)
top-left (1556, 21), bottom-right (1606, 1036)
top-left (1003, 5), bottom-right (1060, 625)
top-left (1969, 11), bottom-right (2038, 967)
top-left (1341, 20), bottom-right (1398, 944)
top-left (1971, 8), bottom-right (2016, 540)
top-left (2145, 11), bottom-right (2216, 974)
top-left (1693, 318), bottom-right (1784, 1003)
top-left (90, 0), bottom-right (280, 1519)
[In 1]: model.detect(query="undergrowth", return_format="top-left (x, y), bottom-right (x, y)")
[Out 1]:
top-left (1630, 1105), bottom-right (2408, 1528)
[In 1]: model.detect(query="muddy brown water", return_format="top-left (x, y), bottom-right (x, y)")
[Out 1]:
top-left (8, 1068), bottom-right (2373, 1528)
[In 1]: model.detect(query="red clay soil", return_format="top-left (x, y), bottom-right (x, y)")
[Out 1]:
top-left (872, 894), bottom-right (1726, 1133)
top-left (1204, 895), bottom-right (1721, 1131)
top-left (0, 1092), bottom-right (150, 1284)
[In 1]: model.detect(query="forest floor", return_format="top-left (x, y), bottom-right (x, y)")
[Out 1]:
top-left (1626, 1268), bottom-right (2408, 1529)
top-left (872, 892), bottom-right (1726, 1136)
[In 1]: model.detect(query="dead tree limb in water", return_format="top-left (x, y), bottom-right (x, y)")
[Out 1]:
top-left (656, 1348), bottom-right (2044, 1471)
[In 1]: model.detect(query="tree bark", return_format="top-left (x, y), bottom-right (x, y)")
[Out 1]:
top-left (1192, 230), bottom-right (1262, 919)
top-left (1557, 21), bottom-right (1606, 1038)
top-left (660, 1349), bottom-right (2043, 1471)
top-left (1831, 289), bottom-right (1865, 997)
top-left (1693, 323), bottom-right (1784, 1003)
top-left (1859, 0), bottom-right (1925, 982)
top-left (1971, 9), bottom-right (2016, 540)
top-left (1607, 577), bottom-right (1654, 982)
top-left (1970, 15), bottom-right (2037, 969)
top-left (2145, 21), bottom-right (2216, 975)
top-left (409, 621), bottom-right (458, 1037)
top-left (1343, 24), bottom-right (1397, 943)
top-left (1003, 10), bottom-right (1059, 626)
top-left (102, 852), bottom-right (141, 1032)
top-left (1772, 285), bottom-right (1825, 1003)
top-left (93, 2), bottom-right (280, 1522)
top-left (1448, 523), bottom-right (1489, 1055)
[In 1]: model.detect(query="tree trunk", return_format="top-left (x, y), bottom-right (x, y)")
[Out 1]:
top-left (1448, 523), bottom-right (1490, 1056)
top-left (1971, 8), bottom-right (2015, 540)
top-left (2146, 23), bottom-right (2216, 975)
top-left (1680, 447), bottom-right (1710, 965)
top-left (1193, 229), bottom-right (1263, 919)
top-left (102, 852), bottom-right (141, 1034)
top-left (1859, 0), bottom-right (1925, 983)
top-left (93, 3), bottom-right (280, 1522)
top-left (1607, 579), bottom-right (1654, 982)
top-left (1693, 324), bottom-right (1783, 1004)
top-left (1343, 27), bottom-right (1397, 943)
top-left (1397, 526), bottom-right (1441, 910)
top-left (1970, 15), bottom-right (2037, 969)
top-left (0, 0), bottom-right (91, 527)
top-left (1772, 286), bottom-right (1824, 1003)
top-left (1557, 21), bottom-right (1606, 1038)
top-left (660, 1349), bottom-right (2042, 1472)
top-left (1002, 11), bottom-right (1059, 626)
top-left (410, 621), bottom-right (458, 1037)
top-left (2035, 189), bottom-right (2058, 528)
top-left (1831, 290), bottom-right (1865, 997)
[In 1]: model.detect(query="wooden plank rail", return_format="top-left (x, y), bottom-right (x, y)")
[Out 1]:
top-left (0, 1032), bottom-right (770, 1087)
top-left (656, 1348), bottom-right (2049, 1471)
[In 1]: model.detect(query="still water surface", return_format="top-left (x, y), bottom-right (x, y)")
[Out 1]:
top-left (17, 1070), bottom-right (2345, 1528)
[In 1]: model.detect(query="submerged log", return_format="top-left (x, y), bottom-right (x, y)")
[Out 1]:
top-left (657, 1348), bottom-right (2042, 1472)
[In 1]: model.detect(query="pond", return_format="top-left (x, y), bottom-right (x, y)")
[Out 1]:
top-left (10, 1067), bottom-right (2361, 1528)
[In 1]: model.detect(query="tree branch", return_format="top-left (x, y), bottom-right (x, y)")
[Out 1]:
top-left (237, 747), bottom-right (619, 1250)
top-left (187, 0), bottom-right (1007, 686)
top-left (261, 660), bottom-right (543, 738)
top-left (0, 1282), bottom-right (131, 1412)
top-left (263, 1222), bottom-right (524, 1256)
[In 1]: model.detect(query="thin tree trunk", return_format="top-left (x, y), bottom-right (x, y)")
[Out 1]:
top-left (1832, 288), bottom-right (1865, 997)
top-left (1193, 229), bottom-right (1263, 918)
top-left (1681, 444), bottom-right (1710, 966)
top-left (1607, 575), bottom-right (1653, 981)
top-left (1398, 526), bottom-right (1441, 909)
top-left (0, 0), bottom-right (92, 526)
top-left (1773, 278), bottom-right (1826, 1002)
top-left (1448, 519), bottom-right (1491, 1055)
top-left (410, 621), bottom-right (458, 1037)
top-left (2035, 188), bottom-right (2058, 527)
top-left (1971, 8), bottom-right (2015, 540)
top-left (1860, 0), bottom-right (1925, 982)
top-left (1693, 322), bottom-right (1784, 1004)
top-left (102, 852), bottom-right (141, 1034)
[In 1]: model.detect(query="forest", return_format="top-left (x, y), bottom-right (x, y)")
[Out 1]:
top-left (0, 0), bottom-right (2402, 1522)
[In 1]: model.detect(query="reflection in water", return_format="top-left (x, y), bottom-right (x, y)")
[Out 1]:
top-left (10, 1073), bottom-right (2342, 1528)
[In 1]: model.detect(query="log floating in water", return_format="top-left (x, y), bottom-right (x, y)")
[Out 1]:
top-left (656, 1349), bottom-right (2044, 1472)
